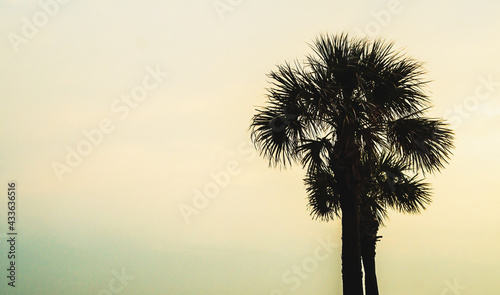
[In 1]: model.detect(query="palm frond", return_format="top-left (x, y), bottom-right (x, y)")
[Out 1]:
top-left (358, 39), bottom-right (430, 120)
top-left (309, 33), bottom-right (366, 100)
top-left (386, 117), bottom-right (454, 173)
top-left (250, 62), bottom-right (310, 168)
top-left (382, 175), bottom-right (432, 214)
top-left (297, 137), bottom-right (334, 171)
top-left (304, 168), bottom-right (341, 221)
top-left (250, 105), bottom-right (301, 168)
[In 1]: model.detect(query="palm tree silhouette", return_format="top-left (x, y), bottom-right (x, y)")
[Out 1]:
top-left (250, 33), bottom-right (453, 294)
top-left (305, 152), bottom-right (433, 295)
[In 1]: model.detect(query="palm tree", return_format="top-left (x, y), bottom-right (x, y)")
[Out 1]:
top-left (250, 33), bottom-right (453, 294)
top-left (305, 152), bottom-right (433, 295)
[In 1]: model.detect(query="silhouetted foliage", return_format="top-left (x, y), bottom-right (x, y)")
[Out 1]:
top-left (250, 33), bottom-right (454, 295)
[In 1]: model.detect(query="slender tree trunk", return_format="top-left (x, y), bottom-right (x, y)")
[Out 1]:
top-left (333, 127), bottom-right (364, 295)
top-left (340, 190), bottom-right (363, 295)
top-left (360, 212), bottom-right (380, 295)
top-left (335, 166), bottom-right (364, 295)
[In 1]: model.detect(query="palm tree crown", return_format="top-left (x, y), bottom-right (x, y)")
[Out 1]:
top-left (305, 152), bottom-right (432, 223)
top-left (251, 33), bottom-right (453, 172)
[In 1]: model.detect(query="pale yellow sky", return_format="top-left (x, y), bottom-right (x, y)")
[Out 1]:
top-left (0, 0), bottom-right (499, 294)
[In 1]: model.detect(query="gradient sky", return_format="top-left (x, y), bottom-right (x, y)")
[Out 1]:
top-left (0, 0), bottom-right (499, 294)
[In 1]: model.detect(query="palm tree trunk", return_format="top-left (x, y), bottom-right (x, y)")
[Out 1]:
top-left (360, 213), bottom-right (380, 295)
top-left (332, 129), bottom-right (364, 295)
top-left (340, 196), bottom-right (363, 295)
top-left (336, 168), bottom-right (364, 295)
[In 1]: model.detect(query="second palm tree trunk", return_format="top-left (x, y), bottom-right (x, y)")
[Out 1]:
top-left (360, 212), bottom-right (380, 295)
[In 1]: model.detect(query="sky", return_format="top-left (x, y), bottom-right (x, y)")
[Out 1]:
top-left (0, 0), bottom-right (499, 294)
